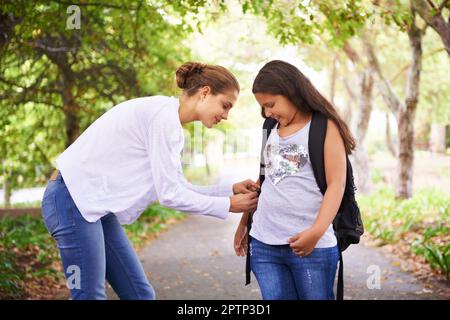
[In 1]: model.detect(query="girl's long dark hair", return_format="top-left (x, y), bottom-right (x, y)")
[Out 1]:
top-left (252, 60), bottom-right (356, 154)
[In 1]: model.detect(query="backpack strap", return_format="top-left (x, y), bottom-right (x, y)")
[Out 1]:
top-left (246, 117), bottom-right (277, 285)
top-left (309, 111), bottom-right (344, 300)
top-left (308, 111), bottom-right (328, 194)
top-left (258, 117), bottom-right (278, 185)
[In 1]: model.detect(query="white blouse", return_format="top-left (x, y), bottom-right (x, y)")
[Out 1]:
top-left (56, 96), bottom-right (232, 225)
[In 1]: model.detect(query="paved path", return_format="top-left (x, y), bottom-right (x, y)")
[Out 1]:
top-left (106, 160), bottom-right (447, 300)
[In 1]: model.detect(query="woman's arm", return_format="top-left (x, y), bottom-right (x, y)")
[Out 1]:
top-left (179, 176), bottom-right (260, 198)
top-left (148, 108), bottom-right (258, 219)
top-left (179, 175), bottom-right (234, 197)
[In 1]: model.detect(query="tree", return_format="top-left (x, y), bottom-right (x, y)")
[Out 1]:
top-left (0, 0), bottom-right (213, 205)
top-left (240, 0), bottom-right (448, 199)
top-left (363, 7), bottom-right (425, 199)
top-left (241, 0), bottom-right (376, 193)
top-left (412, 0), bottom-right (450, 57)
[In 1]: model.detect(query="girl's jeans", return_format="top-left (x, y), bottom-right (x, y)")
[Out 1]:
top-left (250, 236), bottom-right (339, 300)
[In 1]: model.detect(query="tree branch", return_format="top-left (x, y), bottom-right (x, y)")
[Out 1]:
top-left (412, 0), bottom-right (450, 57)
top-left (404, 9), bottom-right (424, 113)
top-left (362, 30), bottom-right (402, 117)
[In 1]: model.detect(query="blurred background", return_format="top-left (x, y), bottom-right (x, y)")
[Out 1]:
top-left (0, 0), bottom-right (448, 299)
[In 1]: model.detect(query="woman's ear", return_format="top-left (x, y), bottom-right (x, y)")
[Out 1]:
top-left (199, 86), bottom-right (211, 100)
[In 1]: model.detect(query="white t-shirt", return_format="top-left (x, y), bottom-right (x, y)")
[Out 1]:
top-left (56, 95), bottom-right (232, 225)
top-left (250, 121), bottom-right (337, 247)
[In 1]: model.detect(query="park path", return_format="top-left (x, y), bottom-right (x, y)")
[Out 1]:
top-left (107, 159), bottom-right (446, 300)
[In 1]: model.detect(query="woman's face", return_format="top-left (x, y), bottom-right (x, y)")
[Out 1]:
top-left (197, 87), bottom-right (238, 128)
top-left (254, 93), bottom-right (298, 127)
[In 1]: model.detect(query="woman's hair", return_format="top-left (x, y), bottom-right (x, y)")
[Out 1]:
top-left (252, 60), bottom-right (356, 154)
top-left (176, 62), bottom-right (240, 96)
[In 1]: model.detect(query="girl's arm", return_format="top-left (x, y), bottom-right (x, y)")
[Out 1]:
top-left (311, 119), bottom-right (347, 235)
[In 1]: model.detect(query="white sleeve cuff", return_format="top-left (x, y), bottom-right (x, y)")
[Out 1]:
top-left (209, 196), bottom-right (230, 220)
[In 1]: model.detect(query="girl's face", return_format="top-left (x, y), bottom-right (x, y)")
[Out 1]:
top-left (197, 87), bottom-right (238, 128)
top-left (254, 93), bottom-right (298, 127)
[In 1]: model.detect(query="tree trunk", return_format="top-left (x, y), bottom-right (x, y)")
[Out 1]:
top-left (397, 109), bottom-right (416, 198)
top-left (396, 17), bottom-right (423, 199)
top-left (342, 39), bottom-right (373, 193)
top-left (355, 70), bottom-right (373, 144)
top-left (3, 173), bottom-right (11, 208)
top-left (64, 109), bottom-right (79, 147)
top-left (329, 57), bottom-right (337, 104)
top-left (342, 79), bottom-right (354, 125)
top-left (430, 123), bottom-right (447, 153)
top-left (62, 85), bottom-right (80, 147)
top-left (386, 112), bottom-right (397, 157)
top-left (353, 70), bottom-right (374, 194)
top-left (202, 127), bottom-right (211, 176)
top-left (363, 14), bottom-right (423, 199)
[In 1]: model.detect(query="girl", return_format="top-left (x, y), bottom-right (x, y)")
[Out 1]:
top-left (41, 62), bottom-right (260, 300)
top-left (234, 60), bottom-right (356, 300)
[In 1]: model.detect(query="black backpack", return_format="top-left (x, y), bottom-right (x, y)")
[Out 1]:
top-left (245, 111), bottom-right (364, 300)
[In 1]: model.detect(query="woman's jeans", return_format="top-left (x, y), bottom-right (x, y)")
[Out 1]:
top-left (41, 172), bottom-right (155, 300)
top-left (250, 236), bottom-right (339, 300)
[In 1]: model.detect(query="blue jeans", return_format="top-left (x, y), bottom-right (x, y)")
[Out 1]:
top-left (250, 236), bottom-right (339, 300)
top-left (41, 172), bottom-right (155, 300)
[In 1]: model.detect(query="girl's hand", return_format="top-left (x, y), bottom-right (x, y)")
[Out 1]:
top-left (287, 227), bottom-right (323, 257)
top-left (234, 222), bottom-right (249, 256)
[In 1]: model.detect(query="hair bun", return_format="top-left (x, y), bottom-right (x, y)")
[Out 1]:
top-left (176, 62), bottom-right (206, 89)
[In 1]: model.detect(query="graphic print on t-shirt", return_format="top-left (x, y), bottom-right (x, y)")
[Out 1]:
top-left (266, 143), bottom-right (308, 185)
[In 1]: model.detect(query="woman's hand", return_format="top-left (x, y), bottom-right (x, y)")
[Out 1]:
top-left (287, 227), bottom-right (323, 257)
top-left (234, 222), bottom-right (249, 256)
top-left (232, 179), bottom-right (260, 194)
top-left (229, 192), bottom-right (258, 213)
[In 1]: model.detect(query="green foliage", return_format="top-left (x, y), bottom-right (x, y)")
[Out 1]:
top-left (124, 204), bottom-right (186, 246)
top-left (0, 0), bottom-right (207, 195)
top-left (358, 184), bottom-right (450, 276)
top-left (241, 0), bottom-right (370, 47)
top-left (412, 224), bottom-right (450, 278)
top-left (0, 214), bottom-right (61, 298)
top-left (0, 203), bottom-right (185, 298)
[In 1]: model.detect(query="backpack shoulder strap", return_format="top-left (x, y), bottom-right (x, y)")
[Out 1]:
top-left (308, 111), bottom-right (328, 195)
top-left (308, 111), bottom-right (345, 300)
top-left (247, 117), bottom-right (277, 286)
top-left (259, 117), bottom-right (278, 184)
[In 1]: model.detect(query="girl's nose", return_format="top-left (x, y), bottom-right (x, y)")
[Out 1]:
top-left (222, 110), bottom-right (229, 120)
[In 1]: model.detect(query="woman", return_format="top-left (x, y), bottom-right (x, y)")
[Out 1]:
top-left (41, 62), bottom-right (259, 300)
top-left (234, 60), bottom-right (356, 300)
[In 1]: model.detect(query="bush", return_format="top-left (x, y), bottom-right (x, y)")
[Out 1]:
top-left (0, 215), bottom-right (61, 299)
top-left (0, 204), bottom-right (185, 298)
top-left (358, 185), bottom-right (449, 277)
